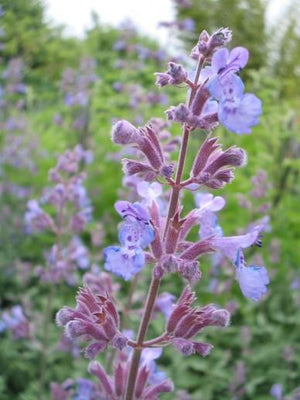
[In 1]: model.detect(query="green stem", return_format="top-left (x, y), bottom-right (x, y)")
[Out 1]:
top-left (38, 283), bottom-right (54, 399)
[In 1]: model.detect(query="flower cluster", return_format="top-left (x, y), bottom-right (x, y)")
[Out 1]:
top-left (54, 57), bottom-right (98, 147)
top-left (56, 286), bottom-right (126, 358)
top-left (154, 286), bottom-right (230, 356)
top-left (60, 57), bottom-right (97, 108)
top-left (0, 56), bottom-right (42, 185)
top-left (158, 30), bottom-right (262, 135)
top-left (88, 347), bottom-right (173, 400)
top-left (25, 145), bottom-right (92, 235)
top-left (25, 145), bottom-right (93, 284)
top-left (113, 26), bottom-right (167, 64)
top-left (36, 236), bottom-right (90, 285)
top-left (112, 121), bottom-right (175, 181)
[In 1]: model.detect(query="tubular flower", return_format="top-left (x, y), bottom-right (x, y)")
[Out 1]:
top-left (235, 249), bottom-right (269, 301)
top-left (104, 201), bottom-right (155, 280)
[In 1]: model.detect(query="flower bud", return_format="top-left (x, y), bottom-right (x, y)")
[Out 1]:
top-left (111, 120), bottom-right (139, 144)
top-left (179, 260), bottom-right (202, 284)
top-left (84, 341), bottom-right (107, 359)
top-left (205, 147), bottom-right (247, 175)
top-left (166, 104), bottom-right (191, 124)
top-left (199, 30), bottom-right (209, 42)
top-left (88, 361), bottom-right (114, 396)
top-left (209, 27), bottom-right (232, 49)
top-left (111, 333), bottom-right (128, 350)
top-left (161, 254), bottom-right (179, 273)
top-left (172, 337), bottom-right (194, 356)
top-left (210, 309), bottom-right (231, 327)
top-left (55, 307), bottom-right (76, 326)
top-left (155, 62), bottom-right (187, 87)
top-left (193, 341), bottom-right (213, 356)
top-left (65, 320), bottom-right (87, 338)
top-left (155, 73), bottom-right (171, 87)
top-left (160, 163), bottom-right (175, 178)
top-left (144, 380), bottom-right (174, 399)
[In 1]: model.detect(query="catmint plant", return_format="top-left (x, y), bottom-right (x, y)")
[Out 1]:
top-left (57, 28), bottom-right (269, 399)
top-left (55, 57), bottom-right (98, 147)
top-left (25, 144), bottom-right (94, 284)
top-left (24, 145), bottom-right (93, 395)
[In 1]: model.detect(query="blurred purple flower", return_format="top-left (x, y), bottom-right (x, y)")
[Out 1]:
top-left (155, 292), bottom-right (176, 319)
top-left (1, 305), bottom-right (30, 340)
top-left (270, 383), bottom-right (283, 400)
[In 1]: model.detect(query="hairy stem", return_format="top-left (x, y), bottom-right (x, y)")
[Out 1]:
top-left (124, 277), bottom-right (161, 400)
top-left (163, 55), bottom-right (205, 238)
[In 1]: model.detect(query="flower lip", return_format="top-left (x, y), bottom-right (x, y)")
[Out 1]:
top-left (235, 249), bottom-right (270, 302)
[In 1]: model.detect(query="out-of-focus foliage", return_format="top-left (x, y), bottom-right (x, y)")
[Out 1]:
top-left (0, 0), bottom-right (81, 93)
top-left (175, 0), bottom-right (300, 96)
top-left (269, 0), bottom-right (300, 96)
top-left (175, 0), bottom-right (267, 71)
top-left (0, 0), bottom-right (300, 399)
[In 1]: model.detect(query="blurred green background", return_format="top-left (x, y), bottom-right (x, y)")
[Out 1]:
top-left (0, 0), bottom-right (300, 399)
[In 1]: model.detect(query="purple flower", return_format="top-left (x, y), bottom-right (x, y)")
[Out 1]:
top-left (210, 225), bottom-right (263, 263)
top-left (141, 347), bottom-right (167, 385)
top-left (191, 28), bottom-right (232, 59)
top-left (155, 293), bottom-right (176, 319)
top-left (195, 193), bottom-right (224, 239)
top-left (208, 72), bottom-right (262, 134)
top-left (74, 378), bottom-right (94, 400)
top-left (104, 245), bottom-right (145, 281)
top-left (104, 201), bottom-right (154, 280)
top-left (137, 181), bottom-right (163, 209)
top-left (235, 249), bottom-right (270, 301)
top-left (115, 200), bottom-right (150, 222)
top-left (179, 193), bottom-right (225, 242)
top-left (167, 287), bottom-right (230, 338)
top-left (210, 47), bottom-right (249, 76)
top-left (68, 237), bottom-right (89, 269)
top-left (50, 380), bottom-right (72, 400)
top-left (25, 199), bottom-right (54, 233)
top-left (270, 383), bottom-right (283, 400)
top-left (178, 18), bottom-right (195, 32)
top-left (1, 305), bottom-right (30, 340)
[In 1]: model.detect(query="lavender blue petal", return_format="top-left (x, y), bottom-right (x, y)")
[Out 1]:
top-left (235, 249), bottom-right (270, 301)
top-left (219, 93), bottom-right (262, 134)
top-left (104, 246), bottom-right (145, 281)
